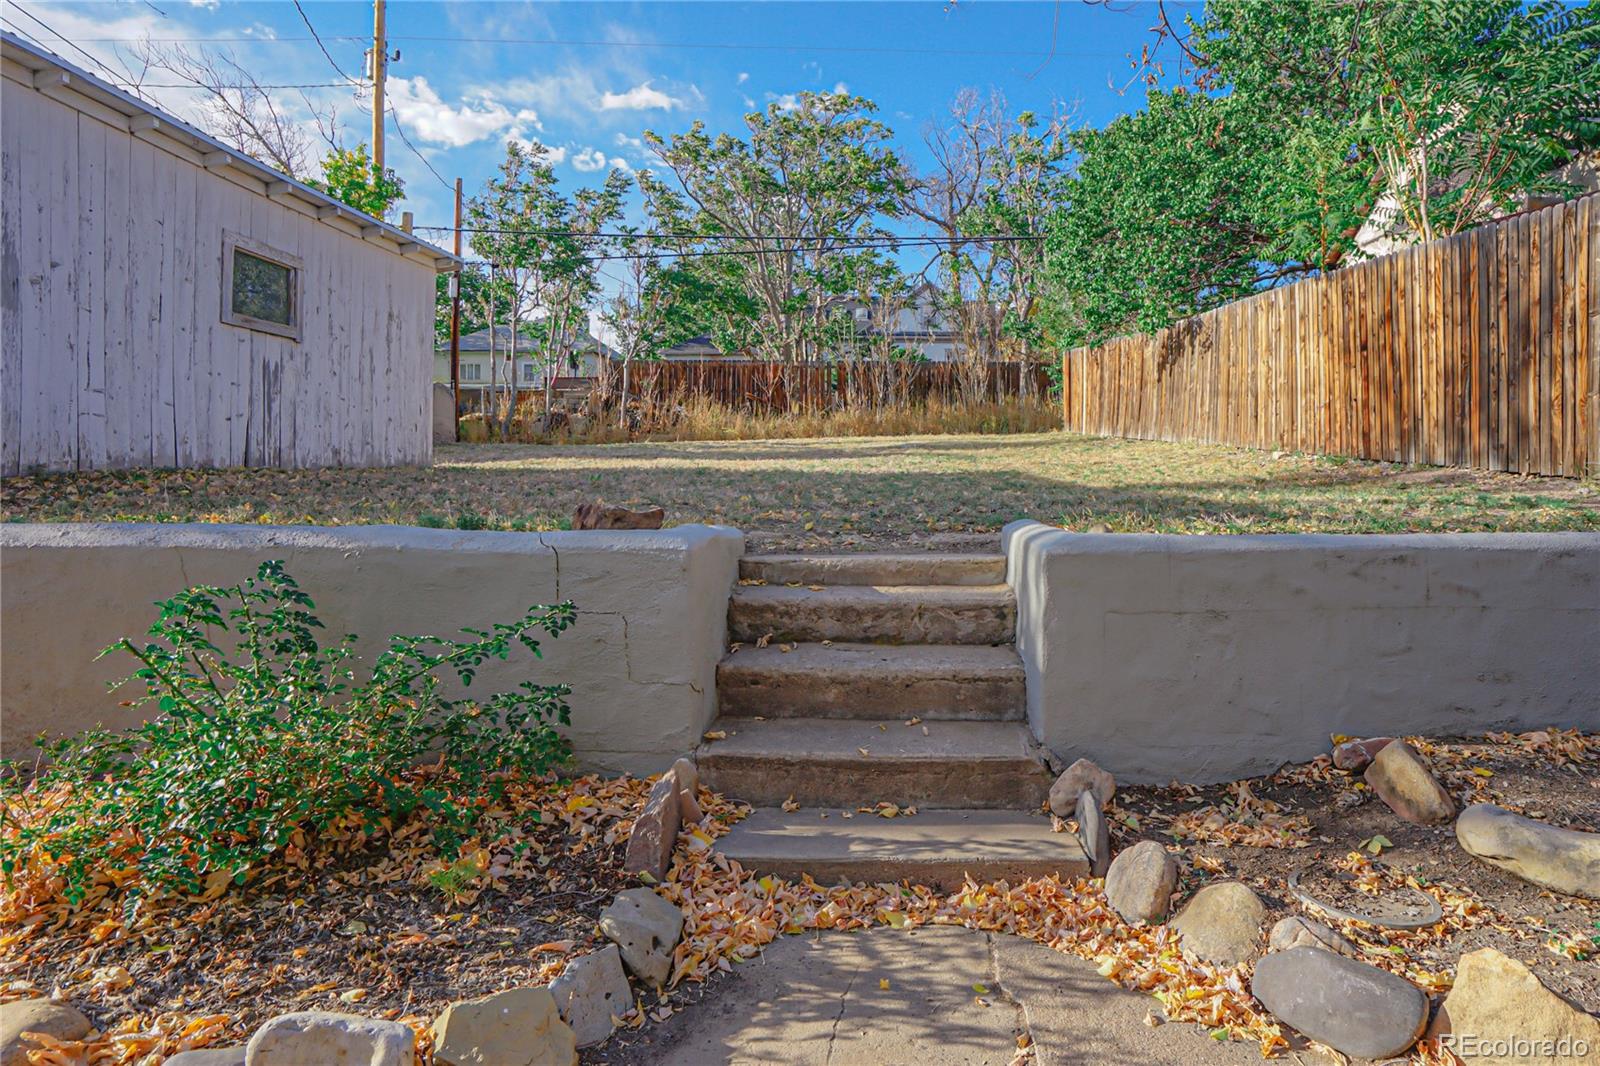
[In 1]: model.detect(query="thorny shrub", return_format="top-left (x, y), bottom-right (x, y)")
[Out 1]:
top-left (0, 561), bottom-right (575, 903)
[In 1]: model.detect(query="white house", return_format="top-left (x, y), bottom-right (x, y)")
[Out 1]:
top-left (434, 326), bottom-right (615, 405)
top-left (1, 33), bottom-right (456, 474)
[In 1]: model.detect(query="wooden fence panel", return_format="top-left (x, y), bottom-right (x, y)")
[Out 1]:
top-left (1063, 196), bottom-right (1598, 477)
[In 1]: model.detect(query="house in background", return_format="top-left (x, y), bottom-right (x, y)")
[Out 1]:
top-left (1, 33), bottom-right (456, 474)
top-left (434, 326), bottom-right (616, 407)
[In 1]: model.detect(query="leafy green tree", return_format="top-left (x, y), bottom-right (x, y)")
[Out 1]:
top-left (1047, 0), bottom-right (1600, 347)
top-left (434, 262), bottom-right (507, 347)
top-left (309, 144), bottom-right (405, 219)
top-left (639, 91), bottom-right (908, 363)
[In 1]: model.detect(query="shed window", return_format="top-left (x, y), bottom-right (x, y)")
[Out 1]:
top-left (221, 232), bottom-right (302, 340)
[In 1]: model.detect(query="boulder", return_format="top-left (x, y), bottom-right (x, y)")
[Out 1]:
top-left (623, 771), bottom-right (681, 882)
top-left (1332, 736), bottom-right (1394, 772)
top-left (1, 999), bottom-right (91, 1066)
top-left (1267, 916), bottom-right (1357, 957)
top-left (1455, 804), bottom-right (1600, 900)
top-left (550, 944), bottom-right (632, 1048)
top-left (1251, 947), bottom-right (1428, 1060)
top-left (430, 986), bottom-right (576, 1066)
top-left (572, 503), bottom-right (665, 531)
top-left (1048, 758), bottom-right (1115, 815)
top-left (1364, 741), bottom-right (1455, 825)
top-left (163, 1050), bottom-right (247, 1066)
top-left (1103, 840), bottom-right (1177, 925)
top-left (671, 757), bottom-right (702, 826)
top-left (599, 888), bottom-right (684, 988)
top-left (245, 1011), bottom-right (414, 1066)
top-left (1427, 947), bottom-right (1600, 1064)
top-left (1075, 789), bottom-right (1111, 878)
top-left (1170, 882), bottom-right (1266, 966)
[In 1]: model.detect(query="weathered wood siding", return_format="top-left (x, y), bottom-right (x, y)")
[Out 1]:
top-left (1062, 195), bottom-right (1598, 478)
top-left (1, 68), bottom-right (437, 473)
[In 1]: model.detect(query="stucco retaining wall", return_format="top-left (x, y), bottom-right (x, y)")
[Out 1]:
top-left (0, 522), bottom-right (743, 773)
top-left (1003, 520), bottom-right (1600, 784)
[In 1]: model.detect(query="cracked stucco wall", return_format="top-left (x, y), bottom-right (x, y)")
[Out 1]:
top-left (0, 522), bottom-right (743, 773)
top-left (1003, 521), bottom-right (1600, 785)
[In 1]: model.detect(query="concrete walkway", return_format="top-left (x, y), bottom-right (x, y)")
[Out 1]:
top-left (591, 927), bottom-right (1299, 1065)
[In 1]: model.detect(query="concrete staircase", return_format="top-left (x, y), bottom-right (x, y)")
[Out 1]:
top-left (699, 553), bottom-right (1086, 889)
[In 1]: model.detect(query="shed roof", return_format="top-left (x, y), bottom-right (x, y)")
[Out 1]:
top-left (0, 31), bottom-right (458, 272)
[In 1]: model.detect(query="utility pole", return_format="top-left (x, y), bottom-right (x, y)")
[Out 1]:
top-left (369, 0), bottom-right (387, 172)
top-left (449, 177), bottom-right (463, 439)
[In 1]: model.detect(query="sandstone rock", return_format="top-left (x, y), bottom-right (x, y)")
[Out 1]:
top-left (1171, 882), bottom-right (1266, 966)
top-left (550, 944), bottom-right (632, 1048)
top-left (1455, 804), bottom-right (1600, 899)
top-left (1, 999), bottom-right (91, 1066)
top-left (1267, 916), bottom-right (1357, 957)
top-left (1075, 789), bottom-right (1111, 878)
top-left (1364, 741), bottom-right (1455, 825)
top-left (1332, 736), bottom-right (1394, 772)
top-left (430, 986), bottom-right (576, 1066)
top-left (1103, 840), bottom-right (1177, 925)
top-left (670, 757), bottom-right (702, 826)
top-left (246, 1011), bottom-right (415, 1066)
top-left (572, 503), bottom-right (665, 531)
top-left (623, 771), bottom-right (681, 882)
top-left (1427, 947), bottom-right (1600, 1064)
top-left (599, 888), bottom-right (684, 988)
top-left (1252, 947), bottom-right (1428, 1059)
top-left (1048, 758), bottom-right (1115, 815)
top-left (163, 1049), bottom-right (247, 1066)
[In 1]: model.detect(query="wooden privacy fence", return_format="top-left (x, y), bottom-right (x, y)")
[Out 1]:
top-left (1062, 195), bottom-right (1597, 477)
top-left (606, 359), bottom-right (1053, 413)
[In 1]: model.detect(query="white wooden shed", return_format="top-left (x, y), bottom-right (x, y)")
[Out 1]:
top-left (1, 33), bottom-right (457, 474)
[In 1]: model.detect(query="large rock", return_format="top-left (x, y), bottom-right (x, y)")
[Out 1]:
top-left (1455, 804), bottom-right (1600, 899)
top-left (671, 757), bottom-right (702, 826)
top-left (1104, 841), bottom-right (1176, 925)
top-left (1427, 947), bottom-right (1600, 1064)
top-left (1332, 736), bottom-right (1394, 772)
top-left (572, 503), bottom-right (665, 530)
top-left (164, 1050), bottom-right (246, 1066)
top-left (246, 1011), bottom-right (415, 1066)
top-left (430, 986), bottom-right (577, 1066)
top-left (1267, 916), bottom-right (1357, 957)
top-left (1048, 758), bottom-right (1115, 815)
top-left (1363, 741), bottom-right (1455, 825)
top-left (1075, 789), bottom-right (1111, 878)
top-left (1251, 947), bottom-right (1428, 1060)
top-left (623, 771), bottom-right (681, 882)
top-left (1, 999), bottom-right (91, 1066)
top-left (599, 888), bottom-right (684, 988)
top-left (550, 944), bottom-right (632, 1048)
top-left (1170, 882), bottom-right (1266, 967)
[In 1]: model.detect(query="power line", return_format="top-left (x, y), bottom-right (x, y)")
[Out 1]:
top-left (416, 225), bottom-right (1043, 243)
top-left (387, 103), bottom-right (454, 192)
top-left (4, 0), bottom-right (128, 81)
top-left (291, 0), bottom-right (358, 84)
top-left (62, 32), bottom-right (1125, 61)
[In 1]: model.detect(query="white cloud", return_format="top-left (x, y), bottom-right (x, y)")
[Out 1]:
top-left (737, 71), bottom-right (749, 84)
top-left (572, 146), bottom-right (608, 172)
top-left (742, 95), bottom-right (756, 110)
top-left (832, 81), bottom-right (849, 94)
top-left (766, 92), bottom-right (801, 112)
top-left (388, 76), bottom-right (539, 148)
top-left (187, 0), bottom-right (220, 9)
top-left (599, 81), bottom-right (684, 111)
top-left (610, 156), bottom-right (632, 172)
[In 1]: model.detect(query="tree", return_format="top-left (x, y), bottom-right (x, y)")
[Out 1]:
top-left (1047, 0), bottom-right (1600, 347)
top-left (639, 92), bottom-right (909, 364)
top-left (434, 262), bottom-right (508, 347)
top-left (599, 230), bottom-right (681, 427)
top-left (309, 145), bottom-right (404, 219)
top-left (467, 142), bottom-right (627, 434)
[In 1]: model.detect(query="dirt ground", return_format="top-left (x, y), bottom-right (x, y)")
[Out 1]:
top-left (4, 433), bottom-right (1597, 546)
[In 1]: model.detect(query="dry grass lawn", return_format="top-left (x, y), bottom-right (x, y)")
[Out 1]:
top-left (4, 432), bottom-right (1597, 549)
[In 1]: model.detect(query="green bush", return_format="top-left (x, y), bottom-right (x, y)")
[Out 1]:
top-left (1, 561), bottom-right (575, 903)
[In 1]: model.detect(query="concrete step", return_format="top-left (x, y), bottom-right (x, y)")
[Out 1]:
top-left (740, 553), bottom-right (1006, 587)
top-left (715, 808), bottom-right (1089, 890)
top-left (728, 584), bottom-right (1015, 645)
top-left (696, 718), bottom-right (1052, 809)
top-left (717, 642), bottom-right (1024, 721)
